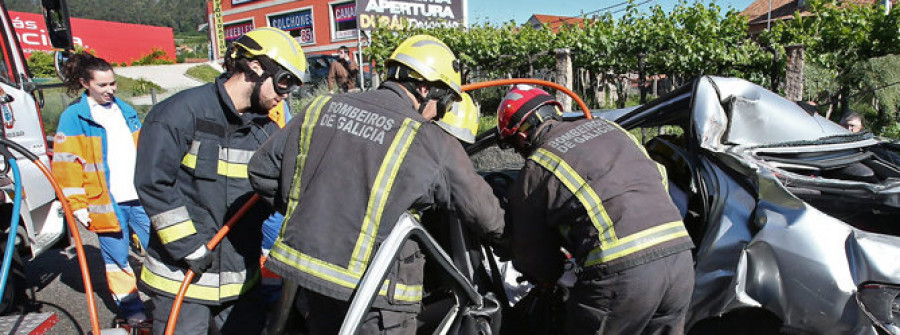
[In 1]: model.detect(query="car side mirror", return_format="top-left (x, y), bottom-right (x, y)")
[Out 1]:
top-left (41, 0), bottom-right (74, 51)
top-left (53, 50), bottom-right (70, 81)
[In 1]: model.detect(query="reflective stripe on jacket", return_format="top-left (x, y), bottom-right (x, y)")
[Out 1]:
top-left (248, 82), bottom-right (505, 312)
top-left (135, 78), bottom-right (276, 304)
top-left (51, 94), bottom-right (141, 233)
top-left (508, 119), bottom-right (693, 282)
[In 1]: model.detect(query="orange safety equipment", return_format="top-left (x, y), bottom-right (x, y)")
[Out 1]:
top-left (496, 85), bottom-right (562, 140)
top-left (51, 93), bottom-right (142, 233)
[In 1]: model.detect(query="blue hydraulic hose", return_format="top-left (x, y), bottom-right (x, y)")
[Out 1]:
top-left (0, 155), bottom-right (22, 300)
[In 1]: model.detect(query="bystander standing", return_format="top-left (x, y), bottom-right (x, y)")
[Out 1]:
top-left (51, 52), bottom-right (151, 327)
top-left (327, 46), bottom-right (359, 94)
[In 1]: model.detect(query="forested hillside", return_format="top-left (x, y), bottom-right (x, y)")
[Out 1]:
top-left (6, 0), bottom-right (207, 34)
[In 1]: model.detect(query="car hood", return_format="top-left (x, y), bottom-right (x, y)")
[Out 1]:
top-left (691, 76), bottom-right (853, 149)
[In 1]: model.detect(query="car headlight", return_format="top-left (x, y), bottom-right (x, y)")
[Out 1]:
top-left (857, 283), bottom-right (900, 335)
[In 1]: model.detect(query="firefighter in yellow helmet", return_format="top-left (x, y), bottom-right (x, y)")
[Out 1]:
top-left (436, 92), bottom-right (480, 143)
top-left (248, 34), bottom-right (506, 333)
top-left (135, 27), bottom-right (305, 334)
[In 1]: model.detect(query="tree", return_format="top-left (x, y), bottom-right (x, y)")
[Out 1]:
top-left (764, 0), bottom-right (900, 118)
top-left (26, 51), bottom-right (55, 78)
top-left (362, 0), bottom-right (897, 136)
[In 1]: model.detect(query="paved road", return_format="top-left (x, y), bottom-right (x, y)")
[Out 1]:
top-left (114, 62), bottom-right (216, 105)
top-left (20, 62), bottom-right (226, 334)
top-left (11, 146), bottom-right (524, 334)
top-left (24, 225), bottom-right (150, 334)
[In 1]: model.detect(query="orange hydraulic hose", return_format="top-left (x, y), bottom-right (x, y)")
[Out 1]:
top-left (164, 194), bottom-right (260, 335)
top-left (33, 159), bottom-right (102, 335)
top-left (461, 78), bottom-right (593, 119)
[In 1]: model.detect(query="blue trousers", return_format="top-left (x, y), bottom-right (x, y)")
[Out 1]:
top-left (97, 200), bottom-right (150, 318)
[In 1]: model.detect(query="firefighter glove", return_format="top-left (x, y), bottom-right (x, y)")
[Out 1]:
top-left (184, 246), bottom-right (213, 274)
top-left (73, 208), bottom-right (91, 228)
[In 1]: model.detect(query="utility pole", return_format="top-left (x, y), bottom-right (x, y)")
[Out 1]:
top-left (555, 48), bottom-right (573, 112)
top-left (356, 29), bottom-right (365, 91)
top-left (638, 52), bottom-right (647, 104)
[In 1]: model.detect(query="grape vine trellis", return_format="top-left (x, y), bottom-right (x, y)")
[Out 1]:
top-left (362, 0), bottom-right (900, 135)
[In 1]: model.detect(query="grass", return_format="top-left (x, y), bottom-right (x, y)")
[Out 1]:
top-left (289, 83), bottom-right (330, 115)
top-left (115, 75), bottom-right (166, 96)
top-left (478, 115), bottom-right (497, 134)
top-left (186, 64), bottom-right (221, 83)
top-left (39, 75), bottom-right (161, 134)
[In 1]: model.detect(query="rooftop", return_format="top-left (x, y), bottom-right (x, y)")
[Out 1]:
top-left (740, 0), bottom-right (893, 30)
top-left (526, 14), bottom-right (588, 32)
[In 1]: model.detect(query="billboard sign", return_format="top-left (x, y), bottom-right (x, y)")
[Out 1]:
top-left (332, 2), bottom-right (357, 40)
top-left (10, 11), bottom-right (175, 64)
top-left (268, 9), bottom-right (314, 45)
top-left (356, 0), bottom-right (465, 30)
top-left (212, 0), bottom-right (226, 57)
top-left (224, 20), bottom-right (254, 42)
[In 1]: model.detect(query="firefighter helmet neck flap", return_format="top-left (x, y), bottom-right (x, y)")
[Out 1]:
top-left (436, 92), bottom-right (480, 143)
top-left (231, 27), bottom-right (307, 113)
top-left (497, 85), bottom-right (563, 153)
top-left (385, 35), bottom-right (462, 119)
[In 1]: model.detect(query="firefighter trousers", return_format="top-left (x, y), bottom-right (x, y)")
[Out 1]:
top-left (566, 250), bottom-right (694, 335)
top-left (150, 286), bottom-right (266, 335)
top-left (300, 288), bottom-right (417, 335)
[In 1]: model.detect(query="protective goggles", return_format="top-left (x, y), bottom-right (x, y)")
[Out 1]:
top-left (430, 86), bottom-right (458, 120)
top-left (258, 56), bottom-right (302, 95)
top-left (271, 69), bottom-right (302, 95)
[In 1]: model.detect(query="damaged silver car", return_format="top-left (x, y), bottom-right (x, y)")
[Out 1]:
top-left (607, 75), bottom-right (900, 335)
top-left (269, 75), bottom-right (900, 334)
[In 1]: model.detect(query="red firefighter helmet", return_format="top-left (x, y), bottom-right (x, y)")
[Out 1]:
top-left (496, 85), bottom-right (562, 140)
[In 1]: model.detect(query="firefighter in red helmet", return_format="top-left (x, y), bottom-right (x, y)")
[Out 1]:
top-left (498, 84), bottom-right (695, 335)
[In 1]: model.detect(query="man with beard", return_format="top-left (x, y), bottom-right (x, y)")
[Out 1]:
top-left (134, 27), bottom-right (306, 334)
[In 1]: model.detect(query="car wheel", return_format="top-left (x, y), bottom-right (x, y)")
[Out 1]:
top-left (0, 235), bottom-right (27, 316)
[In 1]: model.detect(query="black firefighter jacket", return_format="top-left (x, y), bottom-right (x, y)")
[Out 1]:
top-left (248, 82), bottom-right (505, 312)
top-left (508, 119), bottom-right (694, 283)
top-left (135, 77), bottom-right (278, 304)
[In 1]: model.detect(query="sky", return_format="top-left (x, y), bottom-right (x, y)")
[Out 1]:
top-left (468, 0), bottom-right (759, 25)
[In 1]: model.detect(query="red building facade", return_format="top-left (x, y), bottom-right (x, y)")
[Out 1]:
top-left (11, 11), bottom-right (175, 64)
top-left (207, 0), bottom-right (468, 63)
top-left (207, 0), bottom-right (360, 59)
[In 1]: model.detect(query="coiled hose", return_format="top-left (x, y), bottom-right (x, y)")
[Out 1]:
top-left (0, 138), bottom-right (101, 335)
top-left (0, 150), bottom-right (23, 304)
